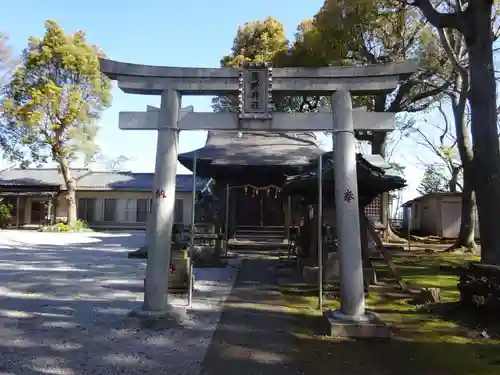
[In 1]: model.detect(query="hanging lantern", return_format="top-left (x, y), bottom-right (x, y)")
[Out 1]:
top-left (244, 185), bottom-right (248, 194)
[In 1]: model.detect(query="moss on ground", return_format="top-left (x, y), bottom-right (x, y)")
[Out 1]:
top-left (280, 252), bottom-right (500, 375)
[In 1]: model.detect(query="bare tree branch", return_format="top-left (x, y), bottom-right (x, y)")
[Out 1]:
top-left (408, 0), bottom-right (468, 31)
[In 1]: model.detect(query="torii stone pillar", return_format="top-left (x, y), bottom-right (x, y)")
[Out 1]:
top-left (144, 89), bottom-right (180, 312)
top-left (100, 59), bottom-right (418, 320)
top-left (332, 90), bottom-right (366, 319)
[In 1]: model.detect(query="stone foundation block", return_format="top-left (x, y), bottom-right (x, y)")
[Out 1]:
top-left (323, 310), bottom-right (391, 338)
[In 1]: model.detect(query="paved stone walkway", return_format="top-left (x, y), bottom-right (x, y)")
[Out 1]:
top-left (199, 252), bottom-right (301, 375)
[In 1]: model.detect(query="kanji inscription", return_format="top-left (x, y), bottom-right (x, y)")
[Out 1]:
top-left (155, 188), bottom-right (166, 198)
top-left (344, 189), bottom-right (355, 203)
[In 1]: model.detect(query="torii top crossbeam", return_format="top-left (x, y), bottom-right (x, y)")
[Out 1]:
top-left (99, 59), bottom-right (418, 132)
top-left (100, 59), bottom-right (418, 96)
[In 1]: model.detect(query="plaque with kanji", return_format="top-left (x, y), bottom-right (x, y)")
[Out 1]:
top-left (238, 61), bottom-right (272, 120)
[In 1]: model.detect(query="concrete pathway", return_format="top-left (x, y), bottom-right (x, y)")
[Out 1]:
top-left (199, 251), bottom-right (301, 375)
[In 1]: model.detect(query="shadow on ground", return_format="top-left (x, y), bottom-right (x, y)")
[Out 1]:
top-left (1, 234), bottom-right (497, 375)
top-left (196, 253), bottom-right (500, 375)
top-left (0, 231), bottom-right (235, 375)
top-left (200, 304), bottom-right (500, 375)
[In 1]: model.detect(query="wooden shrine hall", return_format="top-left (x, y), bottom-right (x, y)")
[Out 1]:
top-left (178, 131), bottom-right (322, 232)
top-left (178, 131), bottom-right (394, 240)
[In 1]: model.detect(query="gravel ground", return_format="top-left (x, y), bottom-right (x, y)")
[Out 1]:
top-left (0, 230), bottom-right (239, 375)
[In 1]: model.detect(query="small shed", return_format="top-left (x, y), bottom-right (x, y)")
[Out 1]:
top-left (402, 192), bottom-right (480, 238)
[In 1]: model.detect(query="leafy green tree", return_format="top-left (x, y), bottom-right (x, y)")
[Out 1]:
top-left (212, 17), bottom-right (330, 114)
top-left (314, 0), bottom-right (452, 152)
top-left (215, 7), bottom-right (455, 240)
top-left (3, 21), bottom-right (111, 224)
top-left (212, 17), bottom-right (289, 113)
top-left (313, 0), bottom-right (452, 241)
top-left (0, 33), bottom-right (14, 86)
top-left (417, 165), bottom-right (448, 195)
top-left (0, 33), bottom-right (28, 166)
top-left (408, 0), bottom-right (500, 264)
top-left (0, 201), bottom-right (13, 228)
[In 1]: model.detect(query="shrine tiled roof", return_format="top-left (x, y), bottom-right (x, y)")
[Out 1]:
top-left (0, 169), bottom-right (209, 192)
top-left (178, 131), bottom-right (323, 168)
top-left (282, 151), bottom-right (406, 197)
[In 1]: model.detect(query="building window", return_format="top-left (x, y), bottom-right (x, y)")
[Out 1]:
top-left (77, 198), bottom-right (96, 222)
top-left (123, 199), bottom-right (136, 222)
top-left (364, 196), bottom-right (381, 218)
top-left (104, 199), bottom-right (116, 222)
top-left (175, 199), bottom-right (183, 223)
top-left (142, 198), bottom-right (182, 223)
top-left (137, 199), bottom-right (148, 222)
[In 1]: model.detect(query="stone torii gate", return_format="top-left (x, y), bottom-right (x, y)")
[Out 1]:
top-left (100, 59), bottom-right (418, 323)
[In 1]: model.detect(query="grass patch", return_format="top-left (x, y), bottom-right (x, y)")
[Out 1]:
top-left (280, 252), bottom-right (500, 375)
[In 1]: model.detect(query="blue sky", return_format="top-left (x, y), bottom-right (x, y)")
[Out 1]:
top-left (1, 0), bottom-right (433, 206)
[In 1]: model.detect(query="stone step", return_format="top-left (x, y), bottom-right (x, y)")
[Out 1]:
top-left (235, 231), bottom-right (284, 238)
top-left (235, 225), bottom-right (284, 231)
top-left (236, 228), bottom-right (284, 233)
top-left (234, 231), bottom-right (284, 238)
top-left (235, 226), bottom-right (284, 234)
top-left (233, 225), bottom-right (286, 243)
top-left (228, 240), bottom-right (290, 250)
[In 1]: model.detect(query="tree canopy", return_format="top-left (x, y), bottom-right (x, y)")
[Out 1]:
top-left (0, 33), bottom-right (25, 165)
top-left (313, 0), bottom-right (453, 159)
top-left (417, 164), bottom-right (449, 195)
top-left (2, 20), bottom-right (111, 224)
top-left (212, 17), bottom-right (289, 113)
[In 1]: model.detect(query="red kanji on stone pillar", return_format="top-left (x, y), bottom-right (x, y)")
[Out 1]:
top-left (155, 188), bottom-right (166, 198)
top-left (344, 189), bottom-right (355, 203)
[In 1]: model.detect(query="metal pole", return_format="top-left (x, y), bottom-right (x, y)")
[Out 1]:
top-left (287, 196), bottom-right (292, 259)
top-left (408, 207), bottom-right (412, 252)
top-left (224, 184), bottom-right (230, 259)
top-left (188, 151), bottom-right (197, 307)
top-left (318, 154), bottom-right (324, 311)
top-left (16, 195), bottom-right (20, 227)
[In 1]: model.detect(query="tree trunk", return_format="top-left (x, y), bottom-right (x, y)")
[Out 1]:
top-left (435, 18), bottom-right (477, 252)
top-left (58, 159), bottom-right (77, 225)
top-left (448, 167), bottom-right (460, 193)
top-left (371, 132), bottom-right (404, 242)
top-left (450, 75), bottom-right (477, 252)
top-left (454, 178), bottom-right (477, 251)
top-left (466, 4), bottom-right (500, 264)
